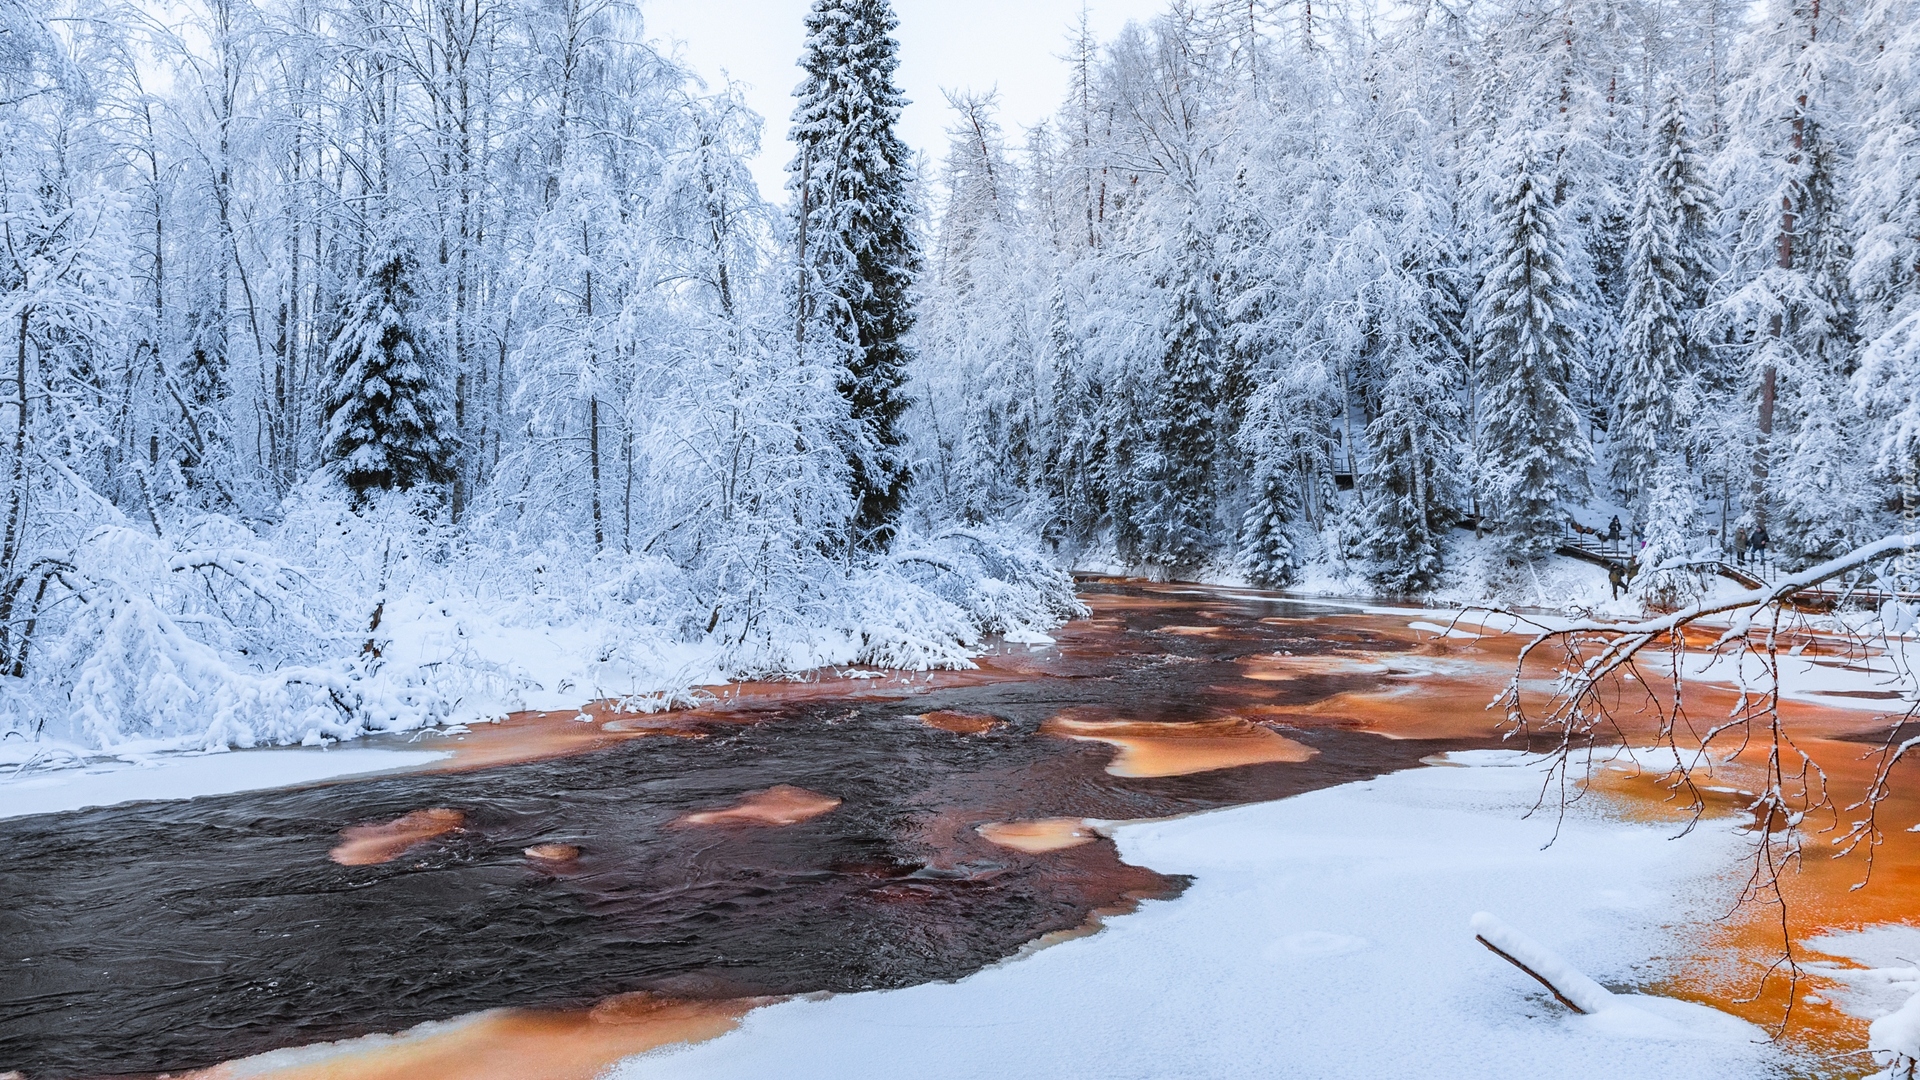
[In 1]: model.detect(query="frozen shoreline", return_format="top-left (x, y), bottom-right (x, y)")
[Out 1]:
top-left (609, 751), bottom-right (1795, 1080)
top-left (0, 742), bottom-right (451, 820)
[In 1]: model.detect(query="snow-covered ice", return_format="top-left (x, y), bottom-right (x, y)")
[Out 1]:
top-left (1805, 927), bottom-right (1920, 1077)
top-left (611, 751), bottom-right (1792, 1080)
top-left (0, 744), bottom-right (448, 820)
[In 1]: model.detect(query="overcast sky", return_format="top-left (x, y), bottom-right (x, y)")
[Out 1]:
top-left (641, 0), bottom-right (1168, 199)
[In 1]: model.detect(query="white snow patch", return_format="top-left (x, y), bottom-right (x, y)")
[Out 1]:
top-left (609, 757), bottom-right (1796, 1080)
top-left (1466, 910), bottom-right (1740, 1042)
top-left (1408, 619), bottom-right (1481, 640)
top-left (0, 744), bottom-right (448, 820)
top-left (1873, 992), bottom-right (1920, 1078)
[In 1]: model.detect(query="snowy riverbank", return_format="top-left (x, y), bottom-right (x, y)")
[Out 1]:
top-left (0, 503), bottom-right (1082, 760)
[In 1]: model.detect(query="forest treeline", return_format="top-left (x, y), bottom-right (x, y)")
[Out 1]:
top-left (912, 0), bottom-right (1920, 597)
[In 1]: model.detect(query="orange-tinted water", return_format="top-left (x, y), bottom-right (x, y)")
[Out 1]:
top-left (1040, 712), bottom-right (1318, 777)
top-left (184, 994), bottom-right (770, 1080)
top-left (328, 808), bottom-right (466, 866)
top-left (674, 785), bottom-right (844, 827)
top-left (976, 818), bottom-right (1099, 853)
top-left (918, 710), bottom-right (1003, 735)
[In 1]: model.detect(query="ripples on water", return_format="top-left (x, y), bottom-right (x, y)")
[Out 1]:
top-left (0, 585), bottom-right (1495, 1078)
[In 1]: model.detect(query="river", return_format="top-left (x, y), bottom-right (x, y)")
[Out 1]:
top-left (0, 580), bottom-right (1911, 1078)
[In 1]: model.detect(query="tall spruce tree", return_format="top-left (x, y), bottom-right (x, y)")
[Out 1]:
top-left (1716, 0), bottom-right (1861, 552)
top-left (1613, 85), bottom-right (1716, 503)
top-left (1475, 142), bottom-right (1592, 557)
top-left (321, 249), bottom-right (456, 500)
top-left (790, 0), bottom-right (919, 545)
top-left (1360, 343), bottom-right (1464, 594)
top-left (1142, 224), bottom-right (1222, 569)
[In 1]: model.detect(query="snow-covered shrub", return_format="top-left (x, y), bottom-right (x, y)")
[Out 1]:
top-left (2, 513), bottom-right (365, 749)
top-left (891, 528), bottom-right (1087, 637)
top-left (0, 477), bottom-right (1087, 753)
top-left (1633, 465), bottom-right (1710, 608)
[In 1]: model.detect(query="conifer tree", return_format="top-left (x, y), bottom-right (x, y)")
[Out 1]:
top-left (1475, 142), bottom-right (1592, 556)
top-left (1142, 227), bottom-right (1221, 568)
top-left (174, 305), bottom-right (236, 508)
top-left (1360, 345), bottom-right (1463, 593)
top-left (1716, 0), bottom-right (1861, 551)
top-left (789, 0), bottom-right (919, 545)
top-left (1634, 462), bottom-right (1707, 607)
top-left (321, 249), bottom-right (455, 500)
top-left (1236, 469), bottom-right (1299, 588)
top-left (1613, 85), bottom-right (1715, 502)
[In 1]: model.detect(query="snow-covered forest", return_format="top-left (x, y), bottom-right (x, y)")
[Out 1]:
top-left (915, 0), bottom-right (1918, 597)
top-left (0, 0), bottom-right (1079, 752)
top-left (2, 0), bottom-right (1918, 752)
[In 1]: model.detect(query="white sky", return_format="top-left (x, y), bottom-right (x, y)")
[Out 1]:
top-left (640, 0), bottom-right (1169, 200)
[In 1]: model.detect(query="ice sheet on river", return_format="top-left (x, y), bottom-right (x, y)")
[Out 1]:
top-left (612, 752), bottom-right (1796, 1080)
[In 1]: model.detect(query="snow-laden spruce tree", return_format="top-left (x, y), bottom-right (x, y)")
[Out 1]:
top-left (1474, 139), bottom-right (1592, 558)
top-left (789, 0), bottom-right (920, 546)
top-left (175, 306), bottom-right (237, 509)
top-left (1715, 0), bottom-right (1863, 559)
top-left (1613, 84), bottom-right (1716, 503)
top-left (1360, 343), bottom-right (1464, 594)
top-left (321, 249), bottom-right (456, 500)
top-left (1141, 222), bottom-right (1223, 569)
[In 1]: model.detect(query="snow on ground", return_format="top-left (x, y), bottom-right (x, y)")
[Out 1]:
top-left (0, 514), bottom-right (1082, 757)
top-left (612, 751), bottom-right (1797, 1080)
top-left (0, 742), bottom-right (449, 820)
top-left (1803, 928), bottom-right (1920, 1078)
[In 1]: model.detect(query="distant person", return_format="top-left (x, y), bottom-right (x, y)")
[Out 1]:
top-left (1607, 515), bottom-right (1623, 553)
top-left (1734, 527), bottom-right (1749, 564)
top-left (1609, 562), bottom-right (1627, 599)
top-left (1752, 525), bottom-right (1770, 567)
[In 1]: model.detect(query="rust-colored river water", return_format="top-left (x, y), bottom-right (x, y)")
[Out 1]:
top-left (0, 581), bottom-right (1913, 1079)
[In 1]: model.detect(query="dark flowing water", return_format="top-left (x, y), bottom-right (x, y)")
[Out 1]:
top-left (0, 584), bottom-right (1496, 1078)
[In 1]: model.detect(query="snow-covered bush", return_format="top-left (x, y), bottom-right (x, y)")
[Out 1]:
top-left (890, 528), bottom-right (1087, 638)
top-left (1633, 465), bottom-right (1710, 609)
top-left (0, 479), bottom-right (1085, 753)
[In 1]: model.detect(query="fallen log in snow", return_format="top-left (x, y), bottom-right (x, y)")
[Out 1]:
top-left (1471, 911), bottom-right (1617, 1015)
